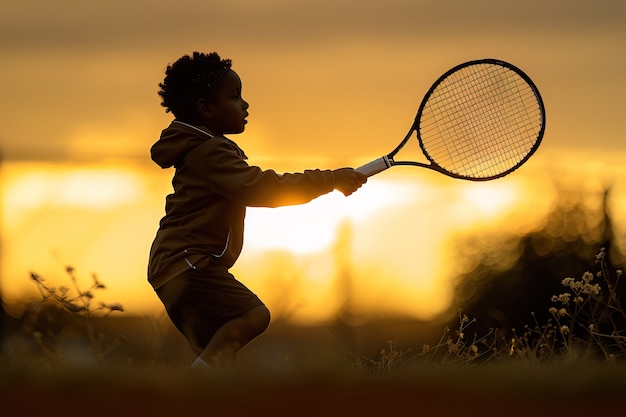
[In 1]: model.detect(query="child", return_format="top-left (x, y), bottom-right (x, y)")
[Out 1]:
top-left (148, 52), bottom-right (367, 369)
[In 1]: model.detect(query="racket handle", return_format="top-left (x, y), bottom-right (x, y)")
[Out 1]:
top-left (356, 156), bottom-right (392, 177)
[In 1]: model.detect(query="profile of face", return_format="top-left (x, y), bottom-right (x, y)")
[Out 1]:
top-left (198, 70), bottom-right (249, 136)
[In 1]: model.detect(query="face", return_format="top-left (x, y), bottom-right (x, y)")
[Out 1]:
top-left (201, 70), bottom-right (249, 136)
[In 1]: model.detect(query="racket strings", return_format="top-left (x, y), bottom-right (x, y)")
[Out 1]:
top-left (419, 63), bottom-right (543, 178)
top-left (426, 73), bottom-right (538, 176)
top-left (429, 70), bottom-right (535, 172)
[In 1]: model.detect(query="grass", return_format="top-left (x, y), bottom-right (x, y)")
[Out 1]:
top-left (349, 247), bottom-right (625, 374)
top-left (4, 248), bottom-right (626, 370)
top-left (1, 248), bottom-right (626, 415)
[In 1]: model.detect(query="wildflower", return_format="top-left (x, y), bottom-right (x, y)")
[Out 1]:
top-left (617, 270), bottom-right (623, 278)
top-left (558, 308), bottom-right (567, 317)
top-left (595, 248), bottom-right (606, 262)
top-left (555, 293), bottom-right (571, 304)
top-left (106, 303), bottom-right (124, 312)
top-left (562, 277), bottom-right (575, 287)
top-left (549, 307), bottom-right (558, 315)
top-left (560, 325), bottom-right (569, 334)
top-left (92, 273), bottom-right (106, 289)
top-left (582, 271), bottom-right (594, 283)
top-left (582, 283), bottom-right (600, 295)
top-left (574, 296), bottom-right (584, 303)
top-left (65, 303), bottom-right (88, 313)
top-left (469, 345), bottom-right (478, 354)
top-left (589, 324), bottom-right (596, 331)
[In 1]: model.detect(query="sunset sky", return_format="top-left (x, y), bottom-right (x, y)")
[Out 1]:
top-left (1, 1), bottom-right (625, 322)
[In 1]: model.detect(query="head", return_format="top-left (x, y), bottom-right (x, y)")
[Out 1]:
top-left (158, 52), bottom-right (249, 135)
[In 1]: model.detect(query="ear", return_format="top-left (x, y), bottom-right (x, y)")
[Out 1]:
top-left (196, 98), bottom-right (214, 119)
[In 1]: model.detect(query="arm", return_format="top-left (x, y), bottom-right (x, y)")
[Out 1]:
top-left (204, 141), bottom-right (366, 207)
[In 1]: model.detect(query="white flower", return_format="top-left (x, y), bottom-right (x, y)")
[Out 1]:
top-left (582, 272), bottom-right (594, 283)
top-left (558, 293), bottom-right (571, 303)
top-left (582, 283), bottom-right (600, 295)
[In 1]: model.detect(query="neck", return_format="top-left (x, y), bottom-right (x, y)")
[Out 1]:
top-left (174, 120), bottom-right (217, 138)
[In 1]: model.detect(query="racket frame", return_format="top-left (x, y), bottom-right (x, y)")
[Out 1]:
top-left (357, 58), bottom-right (546, 181)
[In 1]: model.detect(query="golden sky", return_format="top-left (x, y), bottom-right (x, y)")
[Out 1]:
top-left (1, 0), bottom-right (625, 162)
top-left (1, 1), bottom-right (626, 322)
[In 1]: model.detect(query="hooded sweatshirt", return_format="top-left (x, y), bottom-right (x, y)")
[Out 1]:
top-left (147, 121), bottom-right (336, 289)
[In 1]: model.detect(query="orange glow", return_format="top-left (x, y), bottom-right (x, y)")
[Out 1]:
top-left (0, 159), bottom-right (590, 323)
top-left (0, 161), bottom-right (170, 314)
top-left (1, 0), bottom-right (625, 325)
top-left (245, 180), bottom-right (415, 254)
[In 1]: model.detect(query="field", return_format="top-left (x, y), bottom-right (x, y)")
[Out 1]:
top-left (2, 315), bottom-right (626, 417)
top-left (2, 249), bottom-right (626, 416)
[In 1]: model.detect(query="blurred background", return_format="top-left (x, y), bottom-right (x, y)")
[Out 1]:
top-left (1, 0), bottom-right (625, 366)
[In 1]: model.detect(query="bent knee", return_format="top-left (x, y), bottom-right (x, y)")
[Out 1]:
top-left (258, 305), bottom-right (272, 328)
top-left (248, 305), bottom-right (271, 331)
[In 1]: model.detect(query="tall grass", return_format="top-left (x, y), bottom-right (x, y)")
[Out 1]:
top-left (6, 267), bottom-right (125, 369)
top-left (2, 248), bottom-right (624, 375)
top-left (354, 247), bottom-right (625, 374)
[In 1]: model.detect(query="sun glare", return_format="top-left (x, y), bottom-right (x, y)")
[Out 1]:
top-left (2, 163), bottom-right (144, 230)
top-left (244, 179), bottom-right (418, 254)
top-left (239, 173), bottom-right (539, 320)
top-left (0, 159), bottom-right (552, 322)
top-left (0, 161), bottom-right (165, 313)
top-left (453, 180), bottom-right (522, 226)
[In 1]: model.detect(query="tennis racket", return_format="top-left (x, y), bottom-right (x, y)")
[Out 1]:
top-left (356, 59), bottom-right (545, 181)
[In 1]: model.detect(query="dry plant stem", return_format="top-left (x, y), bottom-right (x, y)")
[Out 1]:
top-left (26, 267), bottom-right (125, 368)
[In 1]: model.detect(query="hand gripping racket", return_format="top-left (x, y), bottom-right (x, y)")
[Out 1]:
top-left (357, 59), bottom-right (545, 181)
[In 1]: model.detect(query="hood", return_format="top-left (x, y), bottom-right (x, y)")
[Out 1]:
top-left (150, 121), bottom-right (214, 168)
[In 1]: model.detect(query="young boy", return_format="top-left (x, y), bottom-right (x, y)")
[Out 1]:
top-left (148, 52), bottom-right (367, 369)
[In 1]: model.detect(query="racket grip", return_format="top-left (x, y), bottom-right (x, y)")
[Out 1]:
top-left (356, 156), bottom-right (391, 177)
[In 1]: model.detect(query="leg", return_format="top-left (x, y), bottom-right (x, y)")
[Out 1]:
top-left (199, 305), bottom-right (271, 368)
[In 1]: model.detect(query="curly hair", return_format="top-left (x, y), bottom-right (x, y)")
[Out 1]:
top-left (158, 52), bottom-right (232, 122)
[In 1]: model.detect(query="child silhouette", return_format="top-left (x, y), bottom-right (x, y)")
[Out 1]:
top-left (148, 52), bottom-right (367, 369)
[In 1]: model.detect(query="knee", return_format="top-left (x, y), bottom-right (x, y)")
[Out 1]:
top-left (255, 305), bottom-right (271, 331)
top-left (247, 305), bottom-right (271, 334)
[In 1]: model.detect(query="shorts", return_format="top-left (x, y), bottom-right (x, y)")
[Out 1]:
top-left (155, 263), bottom-right (264, 355)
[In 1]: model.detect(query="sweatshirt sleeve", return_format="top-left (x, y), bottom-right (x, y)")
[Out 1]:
top-left (203, 139), bottom-right (335, 207)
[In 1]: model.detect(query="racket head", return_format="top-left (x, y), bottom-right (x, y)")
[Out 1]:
top-left (412, 59), bottom-right (545, 181)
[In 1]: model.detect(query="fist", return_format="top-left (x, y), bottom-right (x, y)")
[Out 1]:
top-left (332, 168), bottom-right (368, 196)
